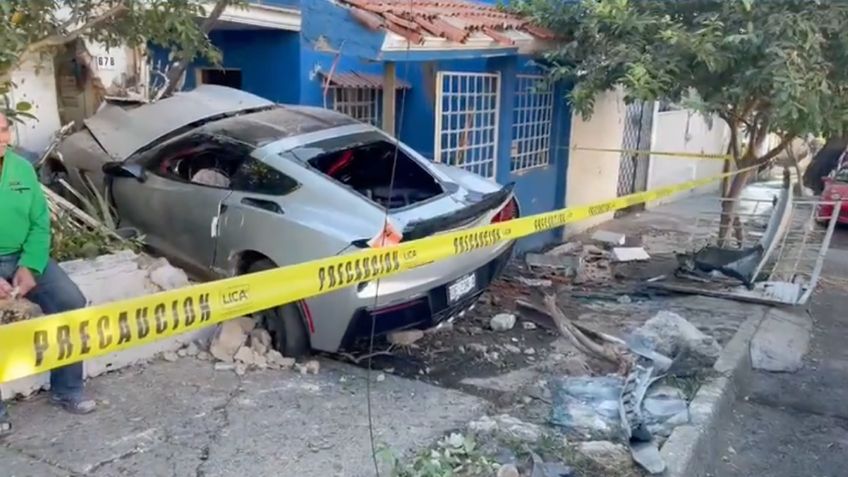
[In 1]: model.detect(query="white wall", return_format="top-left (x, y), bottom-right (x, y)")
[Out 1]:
top-left (8, 55), bottom-right (63, 154)
top-left (565, 88), bottom-right (627, 235)
top-left (7, 43), bottom-right (141, 155)
top-left (646, 108), bottom-right (730, 208)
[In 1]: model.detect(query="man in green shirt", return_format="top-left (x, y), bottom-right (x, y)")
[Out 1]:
top-left (0, 112), bottom-right (96, 438)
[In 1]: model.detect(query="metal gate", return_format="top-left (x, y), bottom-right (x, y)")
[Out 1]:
top-left (617, 101), bottom-right (654, 203)
top-left (434, 71), bottom-right (500, 179)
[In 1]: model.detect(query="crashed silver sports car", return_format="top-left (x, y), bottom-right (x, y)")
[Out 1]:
top-left (53, 85), bottom-right (518, 356)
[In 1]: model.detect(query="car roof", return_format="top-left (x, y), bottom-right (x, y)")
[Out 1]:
top-left (198, 105), bottom-right (359, 148)
top-left (83, 85), bottom-right (273, 161)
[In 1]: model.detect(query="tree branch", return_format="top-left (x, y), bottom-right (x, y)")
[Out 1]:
top-left (160, 0), bottom-right (230, 98)
top-left (27, 4), bottom-right (128, 53)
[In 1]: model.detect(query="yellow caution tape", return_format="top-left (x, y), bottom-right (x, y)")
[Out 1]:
top-left (0, 164), bottom-right (757, 383)
top-left (571, 146), bottom-right (732, 161)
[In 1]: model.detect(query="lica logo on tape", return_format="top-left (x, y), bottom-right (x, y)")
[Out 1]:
top-left (221, 285), bottom-right (250, 308)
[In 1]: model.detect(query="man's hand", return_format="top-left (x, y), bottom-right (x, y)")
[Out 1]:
top-left (12, 268), bottom-right (36, 297)
top-left (0, 278), bottom-right (12, 299)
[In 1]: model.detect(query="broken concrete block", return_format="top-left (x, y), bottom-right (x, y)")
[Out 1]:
top-left (184, 342), bottom-right (200, 357)
top-left (234, 363), bottom-right (247, 376)
top-left (577, 441), bottom-right (633, 472)
top-left (304, 360), bottom-right (321, 375)
top-left (611, 247), bottom-right (651, 262)
top-left (547, 241), bottom-right (582, 256)
top-left (196, 351), bottom-right (212, 361)
top-left (629, 311), bottom-right (721, 376)
top-left (214, 362), bottom-right (235, 371)
top-left (210, 322), bottom-right (248, 363)
top-left (468, 414), bottom-right (542, 443)
top-left (253, 352), bottom-right (268, 370)
top-left (148, 261), bottom-right (190, 290)
top-left (490, 313), bottom-right (517, 332)
top-left (525, 253), bottom-right (583, 277)
top-left (503, 344), bottom-right (521, 354)
top-left (162, 351), bottom-right (179, 362)
top-left (266, 350), bottom-right (295, 369)
top-left (249, 329), bottom-right (272, 355)
top-left (387, 329), bottom-right (425, 346)
top-left (233, 346), bottom-right (256, 366)
top-left (750, 308), bottom-right (811, 372)
top-left (591, 230), bottom-right (626, 246)
top-left (522, 321), bottom-right (538, 330)
top-left (234, 317), bottom-right (257, 334)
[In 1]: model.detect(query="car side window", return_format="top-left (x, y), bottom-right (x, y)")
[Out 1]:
top-left (229, 158), bottom-right (298, 195)
top-left (139, 133), bottom-right (253, 189)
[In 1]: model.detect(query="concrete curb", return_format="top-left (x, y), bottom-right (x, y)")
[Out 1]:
top-left (659, 309), bottom-right (767, 477)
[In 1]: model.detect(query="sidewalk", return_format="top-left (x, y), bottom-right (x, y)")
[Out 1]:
top-left (0, 359), bottom-right (487, 477)
top-left (715, 230), bottom-right (848, 477)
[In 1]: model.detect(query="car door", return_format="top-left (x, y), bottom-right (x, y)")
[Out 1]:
top-left (111, 134), bottom-right (237, 274)
top-left (212, 155), bottom-right (307, 274)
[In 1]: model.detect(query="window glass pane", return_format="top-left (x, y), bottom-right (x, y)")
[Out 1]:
top-left (230, 159), bottom-right (298, 195)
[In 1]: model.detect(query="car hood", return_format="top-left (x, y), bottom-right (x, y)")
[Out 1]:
top-left (84, 85), bottom-right (273, 161)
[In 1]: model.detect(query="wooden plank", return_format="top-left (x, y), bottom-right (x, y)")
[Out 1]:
top-left (381, 62), bottom-right (397, 136)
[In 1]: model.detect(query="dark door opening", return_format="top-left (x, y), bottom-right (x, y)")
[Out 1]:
top-left (199, 68), bottom-right (243, 90)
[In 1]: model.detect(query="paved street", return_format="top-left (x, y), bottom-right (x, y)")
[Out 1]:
top-left (716, 230), bottom-right (848, 477)
top-left (0, 360), bottom-right (487, 477)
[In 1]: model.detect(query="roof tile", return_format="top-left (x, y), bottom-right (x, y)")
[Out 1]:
top-left (338, 0), bottom-right (555, 44)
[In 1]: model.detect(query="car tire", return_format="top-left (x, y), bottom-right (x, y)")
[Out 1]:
top-left (247, 259), bottom-right (311, 358)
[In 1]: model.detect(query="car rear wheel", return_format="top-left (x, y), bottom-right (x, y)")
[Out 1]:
top-left (247, 259), bottom-right (310, 358)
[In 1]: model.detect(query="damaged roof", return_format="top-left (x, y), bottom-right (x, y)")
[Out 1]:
top-left (339, 0), bottom-right (555, 45)
top-left (319, 71), bottom-right (411, 89)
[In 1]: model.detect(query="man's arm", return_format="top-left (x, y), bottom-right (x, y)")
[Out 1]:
top-left (18, 173), bottom-right (51, 274)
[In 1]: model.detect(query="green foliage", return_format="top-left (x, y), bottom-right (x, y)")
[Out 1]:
top-left (0, 0), bottom-right (238, 118)
top-left (511, 0), bottom-right (848, 164)
top-left (378, 434), bottom-right (498, 477)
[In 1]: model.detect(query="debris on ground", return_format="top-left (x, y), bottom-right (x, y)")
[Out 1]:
top-left (209, 319), bottom-right (252, 362)
top-left (0, 298), bottom-right (42, 324)
top-left (196, 318), bottom-right (302, 373)
top-left (550, 376), bottom-right (690, 440)
top-left (628, 310), bottom-right (721, 376)
top-left (576, 441), bottom-right (634, 474)
top-left (490, 313), bottom-right (518, 332)
top-left (547, 241), bottom-right (583, 256)
top-left (591, 230), bottom-right (626, 246)
top-left (468, 414), bottom-right (543, 443)
top-left (611, 247), bottom-right (650, 263)
top-left (387, 329), bottom-right (425, 346)
top-left (526, 253), bottom-right (584, 278)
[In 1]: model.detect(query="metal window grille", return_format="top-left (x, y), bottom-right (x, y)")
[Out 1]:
top-left (616, 101), bottom-right (654, 198)
top-left (511, 74), bottom-right (554, 172)
top-left (434, 71), bottom-right (500, 179)
top-left (330, 86), bottom-right (381, 127)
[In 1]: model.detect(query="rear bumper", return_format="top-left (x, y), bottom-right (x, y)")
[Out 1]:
top-left (816, 203), bottom-right (848, 224)
top-left (338, 243), bottom-right (513, 349)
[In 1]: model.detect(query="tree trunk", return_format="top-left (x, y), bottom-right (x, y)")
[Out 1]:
top-left (159, 0), bottom-right (230, 98)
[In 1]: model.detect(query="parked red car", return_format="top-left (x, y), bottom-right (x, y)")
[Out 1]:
top-left (817, 167), bottom-right (848, 224)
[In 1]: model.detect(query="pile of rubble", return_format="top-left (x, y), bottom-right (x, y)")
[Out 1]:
top-left (162, 317), bottom-right (320, 377)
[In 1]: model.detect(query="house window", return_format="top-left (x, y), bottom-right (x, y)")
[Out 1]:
top-left (197, 68), bottom-right (243, 90)
top-left (434, 71), bottom-right (501, 179)
top-left (511, 74), bottom-right (554, 172)
top-left (330, 86), bottom-right (381, 126)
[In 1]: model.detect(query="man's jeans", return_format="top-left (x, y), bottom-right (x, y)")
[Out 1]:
top-left (0, 255), bottom-right (87, 416)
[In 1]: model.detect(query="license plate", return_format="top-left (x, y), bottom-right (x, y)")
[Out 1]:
top-left (448, 273), bottom-right (477, 304)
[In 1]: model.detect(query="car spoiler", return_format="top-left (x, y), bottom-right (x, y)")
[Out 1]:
top-left (401, 182), bottom-right (516, 241)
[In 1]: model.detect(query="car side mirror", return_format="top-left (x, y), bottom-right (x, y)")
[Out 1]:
top-left (102, 162), bottom-right (146, 182)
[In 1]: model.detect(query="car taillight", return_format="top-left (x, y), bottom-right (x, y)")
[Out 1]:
top-left (491, 198), bottom-right (519, 224)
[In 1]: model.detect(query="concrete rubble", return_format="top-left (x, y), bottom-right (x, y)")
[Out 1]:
top-left (591, 230), bottom-right (626, 246)
top-left (611, 247), bottom-right (651, 262)
top-left (387, 329), bottom-right (425, 346)
top-left (490, 313), bottom-right (517, 331)
top-left (629, 310), bottom-right (722, 376)
top-left (468, 414), bottom-right (543, 443)
top-left (576, 441), bottom-right (635, 473)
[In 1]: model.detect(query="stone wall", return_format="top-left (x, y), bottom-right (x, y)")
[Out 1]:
top-left (1, 251), bottom-right (214, 400)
